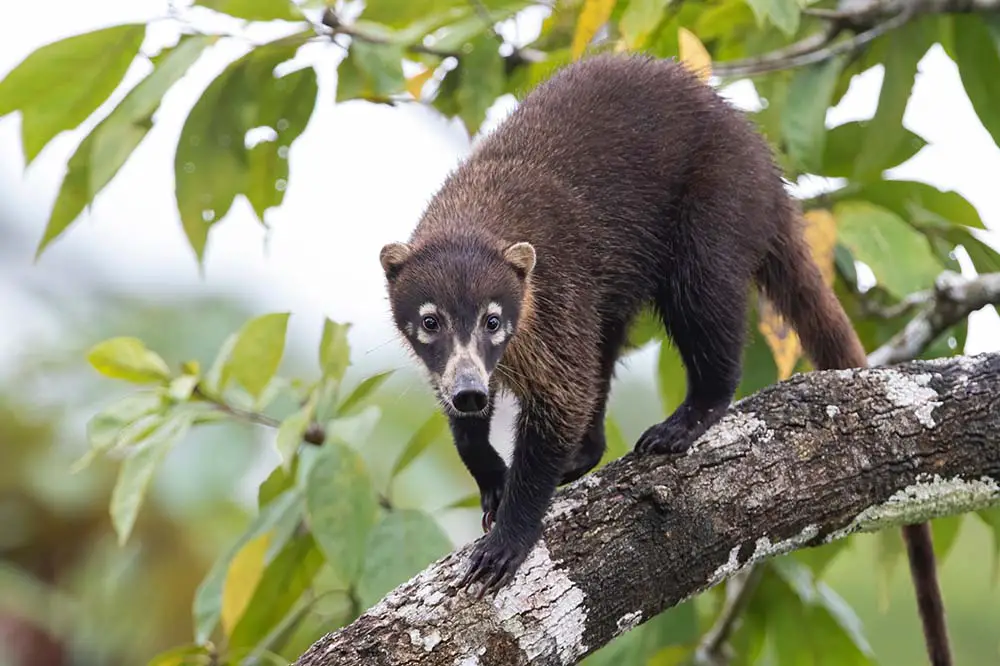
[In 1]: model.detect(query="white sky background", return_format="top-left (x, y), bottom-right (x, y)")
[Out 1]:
top-left (1, 0), bottom-right (998, 386)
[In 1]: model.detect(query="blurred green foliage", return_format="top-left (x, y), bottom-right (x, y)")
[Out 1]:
top-left (2, 0), bottom-right (1000, 665)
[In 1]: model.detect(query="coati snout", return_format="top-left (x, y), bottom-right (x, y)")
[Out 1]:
top-left (379, 238), bottom-right (536, 416)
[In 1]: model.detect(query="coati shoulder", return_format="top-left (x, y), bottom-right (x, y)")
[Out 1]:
top-left (378, 52), bottom-right (951, 665)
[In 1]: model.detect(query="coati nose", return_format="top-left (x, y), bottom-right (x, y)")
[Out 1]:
top-left (451, 374), bottom-right (488, 413)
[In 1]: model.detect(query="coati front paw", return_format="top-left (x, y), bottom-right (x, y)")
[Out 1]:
top-left (635, 402), bottom-right (725, 455)
top-left (458, 529), bottom-right (533, 597)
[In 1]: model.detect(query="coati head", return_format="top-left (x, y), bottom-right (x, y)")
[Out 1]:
top-left (379, 236), bottom-right (536, 417)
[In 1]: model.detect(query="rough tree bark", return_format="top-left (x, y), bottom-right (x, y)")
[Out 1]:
top-left (294, 352), bottom-right (1000, 666)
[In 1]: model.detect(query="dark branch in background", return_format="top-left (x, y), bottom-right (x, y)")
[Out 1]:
top-left (712, 0), bottom-right (1000, 78)
top-left (693, 270), bottom-right (1000, 665)
top-left (869, 271), bottom-right (1000, 366)
top-left (293, 353), bottom-right (1000, 666)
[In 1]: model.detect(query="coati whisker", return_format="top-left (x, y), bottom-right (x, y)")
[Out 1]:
top-left (377, 52), bottom-right (952, 666)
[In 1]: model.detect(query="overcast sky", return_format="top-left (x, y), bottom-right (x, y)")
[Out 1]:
top-left (1, 0), bottom-right (998, 385)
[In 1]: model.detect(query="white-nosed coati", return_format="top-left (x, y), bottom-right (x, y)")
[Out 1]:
top-left (379, 53), bottom-right (951, 665)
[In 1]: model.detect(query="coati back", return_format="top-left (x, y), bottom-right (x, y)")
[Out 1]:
top-left (380, 53), bottom-right (950, 665)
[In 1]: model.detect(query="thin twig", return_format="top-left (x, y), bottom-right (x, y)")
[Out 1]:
top-left (694, 567), bottom-right (765, 666)
top-left (713, 6), bottom-right (914, 79)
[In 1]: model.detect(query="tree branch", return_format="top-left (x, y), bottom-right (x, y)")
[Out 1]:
top-left (693, 269), bottom-right (1000, 664)
top-left (293, 353), bottom-right (1000, 666)
top-left (869, 271), bottom-right (1000, 367)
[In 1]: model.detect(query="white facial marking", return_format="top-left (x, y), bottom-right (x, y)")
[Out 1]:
top-left (441, 335), bottom-right (489, 391)
top-left (416, 302), bottom-right (439, 345)
top-left (485, 301), bottom-right (507, 345)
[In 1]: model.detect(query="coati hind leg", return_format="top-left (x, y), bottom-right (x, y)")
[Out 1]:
top-left (559, 409), bottom-right (607, 485)
top-left (559, 321), bottom-right (626, 484)
top-left (635, 259), bottom-right (749, 455)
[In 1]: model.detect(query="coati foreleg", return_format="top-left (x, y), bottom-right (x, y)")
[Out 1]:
top-left (635, 261), bottom-right (749, 455)
top-left (448, 392), bottom-right (508, 533)
top-left (460, 385), bottom-right (595, 594)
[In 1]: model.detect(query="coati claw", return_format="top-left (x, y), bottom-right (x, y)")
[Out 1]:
top-left (481, 510), bottom-right (495, 533)
top-left (458, 530), bottom-right (528, 597)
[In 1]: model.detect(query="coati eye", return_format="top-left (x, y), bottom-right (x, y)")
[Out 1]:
top-left (421, 315), bottom-right (439, 332)
top-left (485, 315), bottom-right (501, 332)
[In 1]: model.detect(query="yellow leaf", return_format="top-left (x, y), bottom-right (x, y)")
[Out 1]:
top-left (572, 0), bottom-right (618, 60)
top-left (802, 208), bottom-right (838, 287)
top-left (221, 532), bottom-right (270, 637)
top-left (678, 27), bottom-right (712, 82)
top-left (405, 66), bottom-right (435, 100)
top-left (758, 208), bottom-right (839, 380)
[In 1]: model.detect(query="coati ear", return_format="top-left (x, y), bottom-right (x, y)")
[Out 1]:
top-left (379, 242), bottom-right (412, 280)
top-left (503, 242), bottom-right (536, 280)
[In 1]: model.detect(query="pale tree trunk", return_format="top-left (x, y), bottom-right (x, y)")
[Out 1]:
top-left (294, 352), bottom-right (1000, 666)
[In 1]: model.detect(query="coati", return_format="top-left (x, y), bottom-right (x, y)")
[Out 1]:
top-left (379, 52), bottom-right (951, 665)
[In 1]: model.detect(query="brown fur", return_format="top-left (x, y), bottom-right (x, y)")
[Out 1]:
top-left (379, 52), bottom-right (950, 662)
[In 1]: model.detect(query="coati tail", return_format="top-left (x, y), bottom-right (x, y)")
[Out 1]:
top-left (754, 211), bottom-right (867, 371)
top-left (756, 209), bottom-right (953, 666)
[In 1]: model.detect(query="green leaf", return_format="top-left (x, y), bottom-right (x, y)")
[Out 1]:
top-left (204, 333), bottom-right (238, 397)
top-left (619, 0), bottom-right (671, 49)
top-left (275, 391), bottom-right (319, 468)
top-left (110, 411), bottom-right (193, 545)
top-left (834, 200), bottom-right (944, 298)
top-left (75, 391), bottom-right (167, 471)
top-left (337, 370), bottom-right (393, 417)
top-left (87, 336), bottom-right (172, 384)
top-left (735, 314), bottom-right (778, 399)
top-left (224, 312), bottom-right (290, 400)
top-left (305, 440), bottom-right (379, 584)
top-left (442, 492), bottom-right (481, 510)
top-left (35, 35), bottom-right (214, 258)
top-left (656, 340), bottom-right (687, 415)
top-left (258, 462), bottom-right (297, 508)
top-left (175, 35), bottom-right (307, 262)
top-left (952, 15), bottom-right (1000, 149)
top-left (852, 21), bottom-right (932, 180)
top-left (975, 506), bottom-right (1000, 580)
top-left (782, 56), bottom-right (843, 174)
top-left (820, 121), bottom-right (926, 179)
top-left (319, 318), bottom-right (352, 381)
top-left (743, 0), bottom-right (801, 36)
top-left (599, 414), bottom-right (628, 467)
top-left (843, 179), bottom-right (986, 230)
top-left (0, 24), bottom-right (146, 164)
top-left (390, 410), bottom-right (449, 481)
top-left (192, 488), bottom-right (304, 644)
top-left (792, 539), bottom-right (850, 579)
top-left (930, 514), bottom-right (964, 564)
top-left (246, 65), bottom-right (317, 222)
top-left (764, 560), bottom-right (876, 664)
top-left (336, 40), bottom-right (406, 103)
top-left (228, 533), bottom-right (324, 650)
top-left (327, 405), bottom-right (383, 452)
top-left (624, 306), bottom-right (664, 350)
top-left (356, 509), bottom-right (453, 610)
top-left (455, 34), bottom-right (506, 136)
top-left (147, 644), bottom-right (214, 666)
top-left (196, 0), bottom-right (302, 21)
top-left (874, 527), bottom-right (905, 610)
top-left (360, 0), bottom-right (464, 27)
